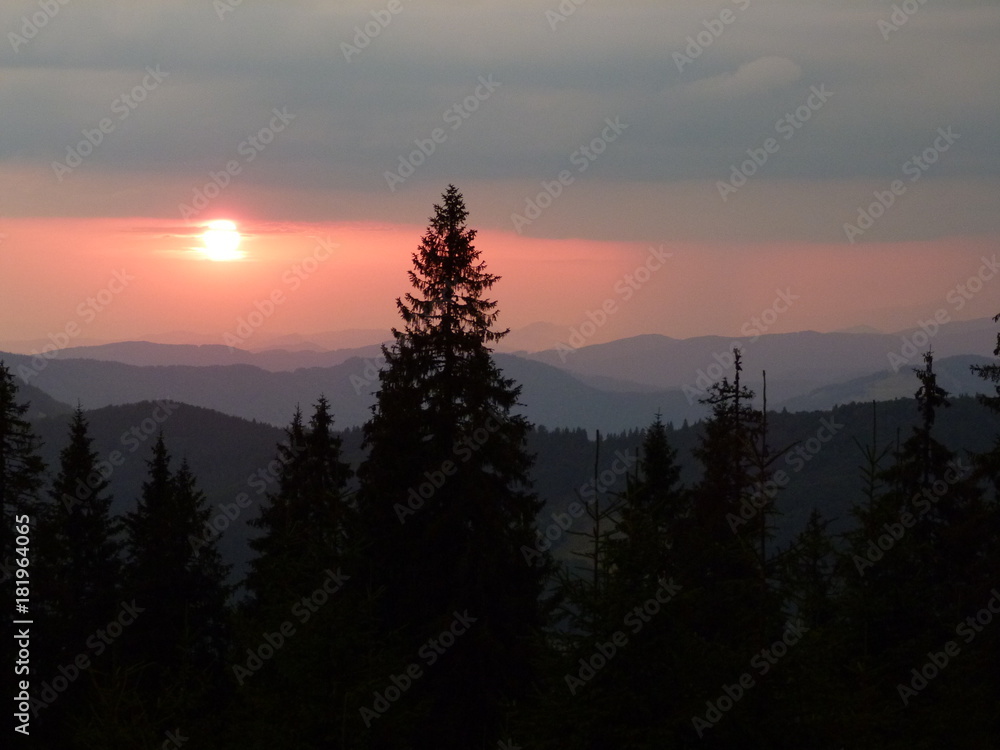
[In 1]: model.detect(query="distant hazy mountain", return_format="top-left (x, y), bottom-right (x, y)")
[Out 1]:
top-left (777, 355), bottom-right (994, 412)
top-left (36, 340), bottom-right (386, 372)
top-left (247, 329), bottom-right (390, 352)
top-left (6, 317), bottom-right (996, 433)
top-left (1, 351), bottom-right (703, 434)
top-left (249, 323), bottom-right (574, 355)
top-left (17, 383), bottom-right (75, 420)
top-left (495, 322), bottom-right (571, 353)
top-left (835, 325), bottom-right (883, 335)
top-left (525, 317), bottom-right (999, 401)
top-left (0, 337), bottom-right (110, 354)
top-left (35, 323), bottom-right (577, 370)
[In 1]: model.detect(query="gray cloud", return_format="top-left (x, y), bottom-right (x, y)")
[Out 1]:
top-left (0, 0), bottom-right (997, 241)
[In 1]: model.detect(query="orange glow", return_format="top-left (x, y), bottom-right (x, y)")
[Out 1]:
top-left (0, 216), bottom-right (998, 351)
top-left (200, 220), bottom-right (245, 262)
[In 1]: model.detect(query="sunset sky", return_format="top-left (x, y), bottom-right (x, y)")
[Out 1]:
top-left (1, 0), bottom-right (998, 351)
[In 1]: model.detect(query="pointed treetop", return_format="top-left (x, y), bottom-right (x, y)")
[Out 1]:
top-left (395, 185), bottom-right (508, 349)
top-left (915, 350), bottom-right (949, 431)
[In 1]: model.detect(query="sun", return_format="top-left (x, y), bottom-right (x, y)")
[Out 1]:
top-left (201, 220), bottom-right (245, 261)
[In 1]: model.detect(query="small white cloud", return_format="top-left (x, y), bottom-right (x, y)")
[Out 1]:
top-left (686, 56), bottom-right (803, 98)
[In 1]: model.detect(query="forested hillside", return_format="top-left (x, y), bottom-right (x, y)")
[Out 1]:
top-left (21, 393), bottom-right (1000, 586)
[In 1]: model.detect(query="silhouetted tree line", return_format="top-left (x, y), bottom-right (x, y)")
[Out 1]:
top-left (2, 187), bottom-right (999, 748)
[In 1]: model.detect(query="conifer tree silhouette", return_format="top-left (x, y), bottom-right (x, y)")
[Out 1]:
top-left (357, 186), bottom-right (547, 746)
top-left (120, 434), bottom-right (231, 738)
top-left (32, 407), bottom-right (122, 745)
top-left (0, 364), bottom-right (45, 741)
top-left (236, 399), bottom-right (372, 748)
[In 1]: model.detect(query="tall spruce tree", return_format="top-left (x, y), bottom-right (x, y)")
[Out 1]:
top-left (777, 507), bottom-right (846, 746)
top-left (836, 353), bottom-right (995, 747)
top-left (243, 406), bottom-right (309, 605)
top-left (41, 408), bottom-right (122, 640)
top-left (357, 186), bottom-right (547, 747)
top-left (236, 399), bottom-right (370, 749)
top-left (971, 312), bottom-right (1000, 491)
top-left (246, 398), bottom-right (352, 602)
top-left (0, 362), bottom-right (45, 564)
top-left (966, 314), bottom-right (1000, 744)
top-left (677, 353), bottom-right (788, 746)
top-left (971, 312), bottom-right (1000, 411)
top-left (0, 363), bottom-right (45, 735)
top-left (32, 408), bottom-right (122, 746)
top-left (879, 353), bottom-right (982, 619)
top-left (684, 352), bottom-right (773, 628)
top-left (119, 435), bottom-right (231, 740)
top-left (610, 413), bottom-right (685, 589)
top-left (552, 416), bottom-right (688, 747)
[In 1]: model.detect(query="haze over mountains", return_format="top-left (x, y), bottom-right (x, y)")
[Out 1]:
top-left (2, 316), bottom-right (995, 433)
top-left (0, 322), bottom-right (569, 359)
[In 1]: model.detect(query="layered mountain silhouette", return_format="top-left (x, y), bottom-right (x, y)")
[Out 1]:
top-left (3, 316), bottom-right (996, 433)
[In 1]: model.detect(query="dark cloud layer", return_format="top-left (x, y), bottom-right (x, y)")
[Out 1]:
top-left (1, 0), bottom-right (998, 242)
